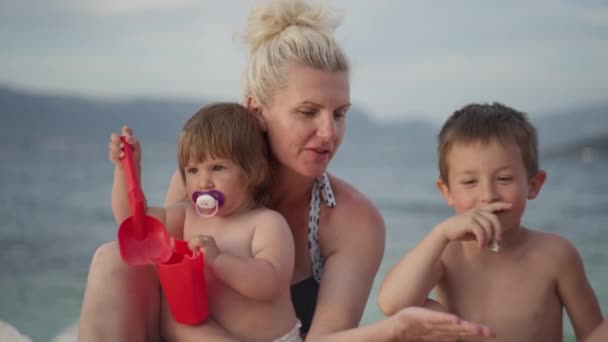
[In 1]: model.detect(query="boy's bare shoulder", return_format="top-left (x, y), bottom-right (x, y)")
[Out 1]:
top-left (525, 228), bottom-right (580, 265)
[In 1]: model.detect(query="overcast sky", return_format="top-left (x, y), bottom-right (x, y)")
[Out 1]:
top-left (1, 0), bottom-right (607, 121)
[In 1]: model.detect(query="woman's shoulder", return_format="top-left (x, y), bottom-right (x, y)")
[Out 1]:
top-left (326, 173), bottom-right (385, 234)
top-left (327, 173), bottom-right (380, 214)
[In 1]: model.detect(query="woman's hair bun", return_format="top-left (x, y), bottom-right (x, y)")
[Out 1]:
top-left (243, 0), bottom-right (340, 54)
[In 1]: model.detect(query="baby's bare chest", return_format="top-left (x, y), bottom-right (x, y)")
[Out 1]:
top-left (183, 212), bottom-right (256, 257)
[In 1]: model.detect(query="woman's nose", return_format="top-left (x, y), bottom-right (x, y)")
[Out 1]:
top-left (316, 113), bottom-right (337, 143)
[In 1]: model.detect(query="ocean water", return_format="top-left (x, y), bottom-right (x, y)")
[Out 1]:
top-left (0, 141), bottom-right (606, 341)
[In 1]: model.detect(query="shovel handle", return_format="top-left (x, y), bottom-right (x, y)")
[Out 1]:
top-left (120, 136), bottom-right (146, 240)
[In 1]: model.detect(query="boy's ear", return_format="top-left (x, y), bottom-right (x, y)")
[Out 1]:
top-left (436, 178), bottom-right (454, 207)
top-left (246, 96), bottom-right (267, 132)
top-left (528, 169), bottom-right (547, 199)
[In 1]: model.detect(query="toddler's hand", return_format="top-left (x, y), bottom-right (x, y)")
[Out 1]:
top-left (188, 235), bottom-right (220, 266)
top-left (438, 202), bottom-right (511, 248)
top-left (108, 126), bottom-right (142, 167)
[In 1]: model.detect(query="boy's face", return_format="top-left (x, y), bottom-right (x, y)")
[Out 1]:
top-left (437, 139), bottom-right (546, 233)
top-left (184, 156), bottom-right (252, 216)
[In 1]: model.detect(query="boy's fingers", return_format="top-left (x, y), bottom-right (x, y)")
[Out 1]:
top-left (480, 210), bottom-right (503, 241)
top-left (484, 201), bottom-right (512, 213)
top-left (475, 212), bottom-right (500, 243)
top-left (469, 222), bottom-right (487, 247)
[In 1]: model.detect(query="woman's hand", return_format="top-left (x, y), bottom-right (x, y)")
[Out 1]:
top-left (389, 307), bottom-right (495, 342)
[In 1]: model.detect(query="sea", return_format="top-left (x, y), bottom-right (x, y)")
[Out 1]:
top-left (0, 139), bottom-right (606, 341)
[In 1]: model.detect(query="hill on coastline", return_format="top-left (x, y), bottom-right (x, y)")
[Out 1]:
top-left (1, 86), bottom-right (607, 161)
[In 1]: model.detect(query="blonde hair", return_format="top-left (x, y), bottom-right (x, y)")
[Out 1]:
top-left (242, 0), bottom-right (349, 105)
top-left (178, 103), bottom-right (270, 204)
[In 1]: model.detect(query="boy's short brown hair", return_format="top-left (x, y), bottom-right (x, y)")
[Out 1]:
top-left (178, 102), bottom-right (270, 204)
top-left (438, 102), bottom-right (539, 185)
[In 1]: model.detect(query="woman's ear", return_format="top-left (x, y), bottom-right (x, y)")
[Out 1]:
top-left (246, 96), bottom-right (266, 132)
top-left (528, 169), bottom-right (547, 199)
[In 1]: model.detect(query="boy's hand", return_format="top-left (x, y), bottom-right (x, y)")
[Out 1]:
top-left (108, 125), bottom-right (142, 167)
top-left (438, 202), bottom-right (512, 248)
top-left (188, 235), bottom-right (220, 266)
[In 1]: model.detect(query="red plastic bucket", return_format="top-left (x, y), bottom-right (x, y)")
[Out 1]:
top-left (156, 239), bottom-right (210, 324)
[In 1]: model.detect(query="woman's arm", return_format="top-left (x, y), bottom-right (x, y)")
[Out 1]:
top-left (313, 306), bottom-right (493, 342)
top-left (305, 180), bottom-right (385, 341)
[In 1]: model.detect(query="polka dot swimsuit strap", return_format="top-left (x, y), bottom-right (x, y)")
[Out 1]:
top-left (308, 172), bottom-right (336, 283)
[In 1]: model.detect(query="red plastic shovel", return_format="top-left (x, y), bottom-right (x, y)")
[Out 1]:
top-left (117, 136), bottom-right (172, 265)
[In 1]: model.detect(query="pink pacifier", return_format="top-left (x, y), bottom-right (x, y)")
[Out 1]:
top-left (192, 190), bottom-right (225, 218)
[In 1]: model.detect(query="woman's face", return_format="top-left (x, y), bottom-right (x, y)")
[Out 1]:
top-left (258, 64), bottom-right (350, 179)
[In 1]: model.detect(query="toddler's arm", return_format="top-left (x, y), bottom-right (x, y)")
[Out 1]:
top-left (109, 126), bottom-right (145, 224)
top-left (190, 210), bottom-right (294, 301)
top-left (108, 126), bottom-right (186, 235)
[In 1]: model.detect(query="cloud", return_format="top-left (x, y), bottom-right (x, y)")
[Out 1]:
top-left (64, 0), bottom-right (203, 15)
top-left (0, 0), bottom-right (606, 121)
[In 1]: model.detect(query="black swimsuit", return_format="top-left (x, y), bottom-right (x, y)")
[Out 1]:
top-left (290, 173), bottom-right (336, 334)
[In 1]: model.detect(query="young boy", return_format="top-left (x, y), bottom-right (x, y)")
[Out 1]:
top-left (109, 103), bottom-right (302, 341)
top-left (377, 102), bottom-right (603, 341)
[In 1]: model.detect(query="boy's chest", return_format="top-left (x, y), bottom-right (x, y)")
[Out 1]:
top-left (437, 256), bottom-right (563, 341)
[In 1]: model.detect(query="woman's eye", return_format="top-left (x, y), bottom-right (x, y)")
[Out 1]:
top-left (298, 108), bottom-right (317, 116)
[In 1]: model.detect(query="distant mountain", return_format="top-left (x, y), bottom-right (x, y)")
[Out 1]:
top-left (0, 86), bottom-right (438, 159)
top-left (531, 104), bottom-right (608, 150)
top-left (543, 133), bottom-right (608, 161)
top-left (1, 86), bottom-right (606, 161)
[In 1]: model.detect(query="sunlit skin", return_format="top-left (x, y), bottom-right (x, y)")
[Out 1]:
top-left (108, 128), bottom-right (299, 342)
top-left (438, 140), bottom-right (542, 246)
top-left (253, 64), bottom-right (351, 180)
top-left (379, 138), bottom-right (603, 341)
top-left (183, 157), bottom-right (254, 218)
top-left (94, 70), bottom-right (503, 341)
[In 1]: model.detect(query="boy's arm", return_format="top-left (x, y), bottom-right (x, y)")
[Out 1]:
top-left (205, 210), bottom-right (294, 301)
top-left (377, 202), bottom-right (509, 316)
top-left (377, 225), bottom-right (447, 316)
top-left (554, 236), bottom-right (603, 340)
